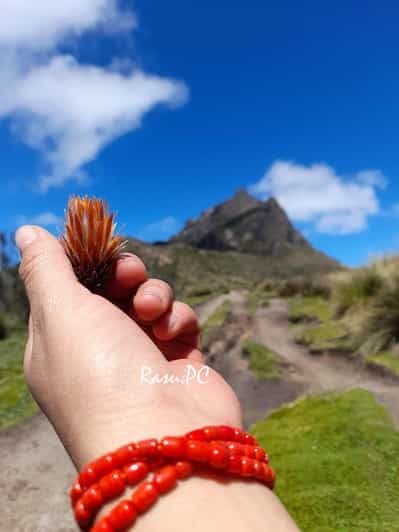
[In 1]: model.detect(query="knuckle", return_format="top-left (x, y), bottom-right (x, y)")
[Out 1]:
top-left (19, 247), bottom-right (46, 287)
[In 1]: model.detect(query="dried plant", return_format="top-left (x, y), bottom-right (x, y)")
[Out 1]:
top-left (61, 196), bottom-right (127, 291)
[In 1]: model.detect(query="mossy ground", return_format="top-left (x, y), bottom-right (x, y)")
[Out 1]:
top-left (201, 300), bottom-right (232, 351)
top-left (242, 340), bottom-right (280, 379)
top-left (295, 320), bottom-right (352, 353)
top-left (289, 296), bottom-right (352, 353)
top-left (288, 296), bottom-right (334, 323)
top-left (251, 389), bottom-right (399, 532)
top-left (0, 331), bottom-right (37, 430)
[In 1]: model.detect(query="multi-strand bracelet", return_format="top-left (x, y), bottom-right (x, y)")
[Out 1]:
top-left (70, 425), bottom-right (275, 531)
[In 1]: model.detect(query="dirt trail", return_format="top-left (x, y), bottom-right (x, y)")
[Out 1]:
top-left (0, 293), bottom-right (398, 531)
top-left (255, 298), bottom-right (399, 425)
top-left (203, 292), bottom-right (302, 427)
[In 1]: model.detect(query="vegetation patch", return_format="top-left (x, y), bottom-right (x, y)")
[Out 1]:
top-left (288, 296), bottom-right (333, 323)
top-left (0, 331), bottom-right (37, 430)
top-left (332, 267), bottom-right (383, 316)
top-left (358, 275), bottom-right (399, 355)
top-left (366, 352), bottom-right (399, 378)
top-left (251, 389), bottom-right (399, 532)
top-left (242, 340), bottom-right (280, 379)
top-left (201, 300), bottom-right (232, 351)
top-left (247, 290), bottom-right (271, 317)
top-left (295, 320), bottom-right (352, 353)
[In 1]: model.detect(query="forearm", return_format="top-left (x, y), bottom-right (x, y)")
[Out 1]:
top-left (129, 473), bottom-right (300, 532)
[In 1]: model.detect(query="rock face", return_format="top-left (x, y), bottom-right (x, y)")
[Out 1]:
top-left (172, 189), bottom-right (312, 256)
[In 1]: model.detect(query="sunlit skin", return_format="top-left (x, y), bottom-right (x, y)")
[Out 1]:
top-left (15, 223), bottom-right (299, 532)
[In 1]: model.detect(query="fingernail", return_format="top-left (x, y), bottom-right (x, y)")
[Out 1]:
top-left (15, 226), bottom-right (38, 252)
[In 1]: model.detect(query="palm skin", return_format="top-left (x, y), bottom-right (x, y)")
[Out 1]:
top-left (19, 226), bottom-right (242, 468)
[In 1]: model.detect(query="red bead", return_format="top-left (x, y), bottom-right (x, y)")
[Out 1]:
top-left (70, 482), bottom-right (84, 505)
top-left (131, 481), bottom-right (159, 512)
top-left (253, 460), bottom-right (264, 479)
top-left (227, 454), bottom-right (242, 474)
top-left (153, 465), bottom-right (177, 494)
top-left (136, 439), bottom-right (160, 458)
top-left (91, 517), bottom-right (115, 532)
top-left (74, 500), bottom-right (91, 527)
top-left (108, 501), bottom-right (137, 530)
top-left (203, 426), bottom-right (219, 441)
top-left (242, 432), bottom-right (256, 445)
top-left (114, 444), bottom-right (138, 467)
top-left (94, 454), bottom-right (116, 478)
top-left (240, 457), bottom-right (255, 477)
top-left (209, 442), bottom-right (229, 469)
top-left (99, 471), bottom-right (126, 500)
top-left (159, 436), bottom-right (186, 458)
top-left (185, 429), bottom-right (206, 441)
top-left (253, 447), bottom-right (266, 461)
top-left (233, 429), bottom-right (247, 444)
top-left (261, 464), bottom-right (275, 488)
top-left (79, 466), bottom-right (97, 489)
top-left (185, 440), bottom-right (210, 462)
top-left (124, 462), bottom-right (149, 486)
top-left (175, 461), bottom-right (193, 479)
top-left (81, 486), bottom-right (104, 511)
top-left (216, 425), bottom-right (238, 441)
top-left (227, 442), bottom-right (245, 455)
top-left (269, 468), bottom-right (276, 489)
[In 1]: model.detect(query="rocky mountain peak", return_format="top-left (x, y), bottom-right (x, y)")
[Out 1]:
top-left (171, 188), bottom-right (308, 257)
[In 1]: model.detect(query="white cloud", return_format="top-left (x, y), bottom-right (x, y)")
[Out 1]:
top-left (355, 169), bottom-right (387, 189)
top-left (16, 211), bottom-right (62, 227)
top-left (0, 1), bottom-right (188, 192)
top-left (249, 161), bottom-right (384, 235)
top-left (3, 55), bottom-right (188, 192)
top-left (0, 0), bottom-right (136, 50)
top-left (139, 216), bottom-right (181, 240)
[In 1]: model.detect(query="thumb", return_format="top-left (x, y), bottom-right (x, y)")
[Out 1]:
top-left (16, 225), bottom-right (82, 313)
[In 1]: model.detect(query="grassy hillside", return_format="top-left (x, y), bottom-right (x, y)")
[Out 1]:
top-left (251, 390), bottom-right (399, 532)
top-left (126, 239), bottom-right (340, 299)
top-left (0, 331), bottom-right (37, 430)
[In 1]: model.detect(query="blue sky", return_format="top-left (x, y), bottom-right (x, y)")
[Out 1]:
top-left (0, 1), bottom-right (399, 266)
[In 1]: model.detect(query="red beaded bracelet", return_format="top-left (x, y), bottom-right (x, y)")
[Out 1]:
top-left (70, 426), bottom-right (275, 531)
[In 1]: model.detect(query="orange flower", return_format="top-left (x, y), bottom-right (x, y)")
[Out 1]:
top-left (61, 196), bottom-right (126, 290)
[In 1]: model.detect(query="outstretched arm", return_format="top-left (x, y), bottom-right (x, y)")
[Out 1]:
top-left (16, 225), bottom-right (299, 532)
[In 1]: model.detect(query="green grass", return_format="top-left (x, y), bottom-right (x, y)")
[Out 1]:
top-left (294, 320), bottom-right (351, 353)
top-left (247, 290), bottom-right (271, 317)
top-left (201, 300), bottom-right (232, 351)
top-left (0, 330), bottom-right (37, 430)
top-left (288, 296), bottom-right (334, 323)
top-left (242, 340), bottom-right (280, 379)
top-left (183, 293), bottom-right (214, 307)
top-left (366, 352), bottom-right (399, 377)
top-left (251, 389), bottom-right (399, 532)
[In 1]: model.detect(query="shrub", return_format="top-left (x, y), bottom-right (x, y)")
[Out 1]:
top-left (278, 277), bottom-right (330, 298)
top-left (359, 275), bottom-right (399, 354)
top-left (333, 267), bottom-right (383, 316)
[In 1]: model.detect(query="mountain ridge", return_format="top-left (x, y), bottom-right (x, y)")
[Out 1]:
top-left (171, 189), bottom-right (325, 258)
top-left (124, 189), bottom-right (340, 298)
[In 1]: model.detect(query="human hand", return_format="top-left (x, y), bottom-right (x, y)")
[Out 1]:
top-left (16, 225), bottom-right (242, 469)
